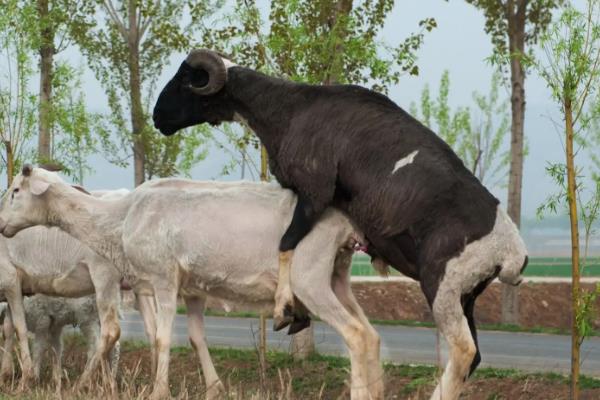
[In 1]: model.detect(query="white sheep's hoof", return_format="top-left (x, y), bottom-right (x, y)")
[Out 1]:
top-left (205, 380), bottom-right (225, 399)
top-left (149, 387), bottom-right (171, 400)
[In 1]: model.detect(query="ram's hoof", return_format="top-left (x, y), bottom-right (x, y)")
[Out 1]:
top-left (287, 316), bottom-right (311, 335)
top-left (273, 314), bottom-right (294, 331)
top-left (273, 305), bottom-right (294, 331)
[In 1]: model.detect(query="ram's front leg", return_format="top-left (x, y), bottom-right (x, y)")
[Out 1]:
top-left (274, 193), bottom-right (324, 332)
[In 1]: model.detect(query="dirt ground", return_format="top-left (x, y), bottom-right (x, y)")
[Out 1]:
top-left (2, 340), bottom-right (598, 400)
top-left (201, 281), bottom-right (600, 330)
top-left (350, 281), bottom-right (600, 330)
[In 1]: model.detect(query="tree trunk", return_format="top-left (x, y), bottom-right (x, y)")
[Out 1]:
top-left (291, 0), bottom-right (353, 357)
top-left (291, 324), bottom-right (315, 360)
top-left (322, 0), bottom-right (353, 85)
top-left (564, 98), bottom-right (580, 400)
top-left (502, 2), bottom-right (527, 325)
top-left (4, 140), bottom-right (14, 187)
top-left (128, 0), bottom-right (145, 187)
top-left (37, 0), bottom-right (54, 163)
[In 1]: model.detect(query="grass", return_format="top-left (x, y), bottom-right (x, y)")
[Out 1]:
top-left (350, 255), bottom-right (600, 277)
top-left (123, 344), bottom-right (600, 392)
top-left (2, 338), bottom-right (600, 399)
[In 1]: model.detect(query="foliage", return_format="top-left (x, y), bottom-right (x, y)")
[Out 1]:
top-left (534, 2), bottom-right (600, 396)
top-left (466, 0), bottom-right (566, 72)
top-left (267, 0), bottom-right (436, 91)
top-left (576, 283), bottom-right (600, 343)
top-left (50, 62), bottom-right (113, 183)
top-left (0, 0), bottom-right (112, 184)
top-left (535, 0), bottom-right (600, 253)
top-left (0, 0), bottom-right (38, 179)
top-left (537, 6), bottom-right (600, 125)
top-left (410, 71), bottom-right (471, 150)
top-left (203, 0), bottom-right (435, 89)
top-left (198, 0), bottom-right (436, 178)
top-left (72, 0), bottom-right (218, 180)
top-left (410, 70), bottom-right (511, 186)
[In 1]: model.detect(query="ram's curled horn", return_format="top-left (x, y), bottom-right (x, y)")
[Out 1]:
top-left (186, 49), bottom-right (227, 96)
top-left (38, 162), bottom-right (64, 172)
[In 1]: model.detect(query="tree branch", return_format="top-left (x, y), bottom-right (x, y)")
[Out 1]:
top-left (102, 0), bottom-right (129, 41)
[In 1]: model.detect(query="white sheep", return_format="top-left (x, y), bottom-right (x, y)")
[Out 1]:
top-left (0, 167), bottom-right (384, 400)
top-left (0, 294), bottom-right (120, 385)
top-left (0, 189), bottom-right (127, 388)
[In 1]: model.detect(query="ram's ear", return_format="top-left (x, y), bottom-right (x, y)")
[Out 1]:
top-left (29, 177), bottom-right (50, 196)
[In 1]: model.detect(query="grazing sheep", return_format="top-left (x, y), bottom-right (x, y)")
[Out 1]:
top-left (152, 49), bottom-right (529, 400)
top-left (0, 295), bottom-right (120, 384)
top-left (0, 190), bottom-right (126, 388)
top-left (0, 167), bottom-right (384, 400)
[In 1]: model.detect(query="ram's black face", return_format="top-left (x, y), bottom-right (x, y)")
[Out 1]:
top-left (153, 62), bottom-right (213, 136)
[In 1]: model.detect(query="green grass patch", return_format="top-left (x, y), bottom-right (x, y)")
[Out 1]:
top-left (350, 255), bottom-right (600, 277)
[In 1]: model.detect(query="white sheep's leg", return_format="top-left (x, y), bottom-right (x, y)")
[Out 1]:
top-left (31, 330), bottom-right (50, 383)
top-left (288, 215), bottom-right (376, 400)
top-left (1, 307), bottom-right (15, 383)
top-left (78, 285), bottom-right (120, 390)
top-left (108, 340), bottom-right (121, 378)
top-left (149, 286), bottom-right (177, 400)
top-left (77, 319), bottom-right (100, 387)
top-left (273, 250), bottom-right (294, 331)
top-left (429, 297), bottom-right (477, 400)
top-left (331, 256), bottom-right (383, 400)
top-left (48, 328), bottom-right (63, 390)
top-left (184, 296), bottom-right (224, 400)
top-left (137, 294), bottom-right (158, 378)
top-left (294, 277), bottom-right (371, 400)
top-left (5, 289), bottom-right (34, 389)
top-left (80, 321), bottom-right (100, 364)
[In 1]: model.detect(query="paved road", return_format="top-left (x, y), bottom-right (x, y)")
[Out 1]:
top-left (120, 311), bottom-right (600, 376)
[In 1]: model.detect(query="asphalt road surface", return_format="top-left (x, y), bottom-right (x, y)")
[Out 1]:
top-left (120, 311), bottom-right (600, 376)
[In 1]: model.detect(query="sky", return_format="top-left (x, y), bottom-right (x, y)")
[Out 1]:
top-left (1, 0), bottom-right (594, 219)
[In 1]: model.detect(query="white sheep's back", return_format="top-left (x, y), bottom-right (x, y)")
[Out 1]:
top-left (121, 179), bottom-right (353, 307)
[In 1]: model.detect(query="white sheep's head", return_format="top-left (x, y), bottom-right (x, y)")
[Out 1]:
top-left (0, 165), bottom-right (62, 237)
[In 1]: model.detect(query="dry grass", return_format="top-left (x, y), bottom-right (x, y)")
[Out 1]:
top-left (1, 335), bottom-right (599, 399)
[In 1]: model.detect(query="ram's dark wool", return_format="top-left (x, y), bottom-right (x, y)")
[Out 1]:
top-left (153, 50), bottom-right (528, 388)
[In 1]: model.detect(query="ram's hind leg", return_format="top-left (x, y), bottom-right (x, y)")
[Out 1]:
top-left (429, 294), bottom-right (476, 400)
top-left (426, 266), bottom-right (496, 400)
top-left (274, 193), bottom-right (324, 332)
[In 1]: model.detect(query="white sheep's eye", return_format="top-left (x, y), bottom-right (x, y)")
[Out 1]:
top-left (13, 188), bottom-right (19, 193)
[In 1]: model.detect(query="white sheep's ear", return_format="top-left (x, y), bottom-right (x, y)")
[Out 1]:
top-left (29, 177), bottom-right (50, 196)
